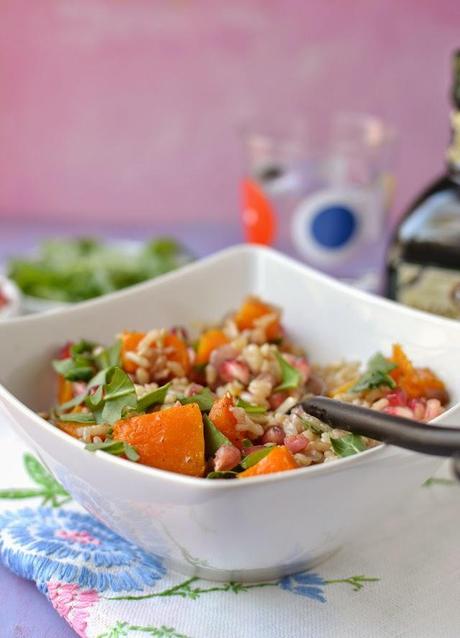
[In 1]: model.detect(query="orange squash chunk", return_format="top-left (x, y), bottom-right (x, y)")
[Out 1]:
top-left (113, 403), bottom-right (205, 477)
top-left (234, 296), bottom-right (281, 341)
top-left (390, 344), bottom-right (447, 401)
top-left (208, 394), bottom-right (243, 449)
top-left (238, 446), bottom-right (298, 478)
top-left (196, 329), bottom-right (229, 366)
top-left (121, 331), bottom-right (190, 377)
top-left (57, 407), bottom-right (85, 439)
top-left (58, 376), bottom-right (73, 405)
top-left (120, 331), bottom-right (146, 373)
top-left (58, 422), bottom-right (81, 438)
top-left (164, 332), bottom-right (191, 376)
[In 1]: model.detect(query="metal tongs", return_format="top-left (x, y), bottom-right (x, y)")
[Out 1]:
top-left (301, 396), bottom-right (460, 479)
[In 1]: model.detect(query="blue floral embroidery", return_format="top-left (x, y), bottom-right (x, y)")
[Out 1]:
top-left (0, 508), bottom-right (165, 593)
top-left (279, 571), bottom-right (327, 602)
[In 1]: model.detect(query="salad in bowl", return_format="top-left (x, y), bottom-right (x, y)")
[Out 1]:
top-left (49, 296), bottom-right (448, 479)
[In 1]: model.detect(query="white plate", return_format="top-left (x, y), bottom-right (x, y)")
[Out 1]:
top-left (0, 245), bottom-right (459, 582)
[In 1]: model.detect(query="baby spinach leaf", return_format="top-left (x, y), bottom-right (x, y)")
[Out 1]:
top-left (179, 388), bottom-right (215, 412)
top-left (85, 438), bottom-right (140, 462)
top-left (137, 382), bottom-right (171, 412)
top-left (96, 339), bottom-right (122, 369)
top-left (88, 367), bottom-right (111, 389)
top-left (236, 399), bottom-right (267, 415)
top-left (274, 352), bottom-right (301, 392)
top-left (330, 434), bottom-right (366, 457)
top-left (57, 392), bottom-right (88, 413)
top-left (70, 340), bottom-right (96, 357)
top-left (52, 357), bottom-right (94, 382)
top-left (203, 415), bottom-right (232, 457)
top-left (206, 470), bottom-right (238, 479)
top-left (93, 367), bottom-right (138, 425)
top-left (85, 384), bottom-right (104, 412)
top-left (351, 352), bottom-right (397, 393)
top-left (240, 445), bottom-right (274, 469)
top-left (57, 367), bottom-right (113, 414)
top-left (368, 352), bottom-right (397, 374)
top-left (57, 412), bottom-right (96, 424)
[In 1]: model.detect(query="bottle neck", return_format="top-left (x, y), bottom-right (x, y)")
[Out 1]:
top-left (447, 109), bottom-right (460, 182)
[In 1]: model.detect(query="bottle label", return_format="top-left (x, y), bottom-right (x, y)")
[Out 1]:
top-left (447, 110), bottom-right (460, 169)
top-left (394, 262), bottom-right (460, 319)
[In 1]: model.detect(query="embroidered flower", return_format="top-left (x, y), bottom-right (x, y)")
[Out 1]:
top-left (279, 571), bottom-right (327, 602)
top-left (0, 508), bottom-right (165, 592)
top-left (48, 582), bottom-right (99, 638)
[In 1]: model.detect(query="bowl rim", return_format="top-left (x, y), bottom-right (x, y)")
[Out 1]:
top-left (0, 275), bottom-right (21, 319)
top-left (0, 243), bottom-right (457, 488)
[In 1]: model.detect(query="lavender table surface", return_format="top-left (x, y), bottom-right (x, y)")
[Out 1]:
top-left (0, 218), bottom-right (241, 638)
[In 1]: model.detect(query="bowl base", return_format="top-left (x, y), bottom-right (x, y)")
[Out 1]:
top-left (163, 546), bottom-right (341, 583)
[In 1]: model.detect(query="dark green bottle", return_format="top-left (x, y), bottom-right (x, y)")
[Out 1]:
top-left (386, 50), bottom-right (460, 318)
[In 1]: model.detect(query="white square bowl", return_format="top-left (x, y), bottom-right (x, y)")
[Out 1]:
top-left (0, 245), bottom-right (459, 582)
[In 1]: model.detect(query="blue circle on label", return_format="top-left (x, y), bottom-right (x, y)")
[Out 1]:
top-left (310, 205), bottom-right (357, 249)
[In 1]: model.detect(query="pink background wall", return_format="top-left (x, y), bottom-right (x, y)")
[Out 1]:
top-left (0, 0), bottom-right (459, 226)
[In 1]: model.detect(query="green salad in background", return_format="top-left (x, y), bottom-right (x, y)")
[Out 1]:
top-left (8, 237), bottom-right (193, 303)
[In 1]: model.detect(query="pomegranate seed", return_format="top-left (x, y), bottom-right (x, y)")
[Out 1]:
top-left (386, 390), bottom-right (408, 407)
top-left (284, 434), bottom-right (308, 454)
top-left (184, 383), bottom-right (204, 397)
top-left (218, 359), bottom-right (250, 385)
top-left (262, 426), bottom-right (285, 445)
top-left (269, 392), bottom-right (288, 410)
top-left (214, 445), bottom-right (241, 471)
top-left (57, 341), bottom-right (73, 360)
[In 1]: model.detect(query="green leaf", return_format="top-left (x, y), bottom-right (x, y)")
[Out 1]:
top-left (24, 453), bottom-right (56, 488)
top-left (203, 415), bottom-right (232, 457)
top-left (351, 352), bottom-right (397, 393)
top-left (8, 236), bottom-right (192, 303)
top-left (88, 367), bottom-right (111, 389)
top-left (104, 367), bottom-right (137, 401)
top-left (299, 413), bottom-right (332, 434)
top-left (85, 384), bottom-right (105, 411)
top-left (274, 351), bottom-right (301, 392)
top-left (57, 392), bottom-right (88, 413)
top-left (70, 340), bottom-right (96, 356)
top-left (236, 399), bottom-right (267, 415)
top-left (206, 471), bottom-right (238, 479)
top-left (96, 339), bottom-right (122, 369)
top-left (94, 367), bottom-right (138, 425)
top-left (330, 434), bottom-right (366, 457)
top-left (137, 382), bottom-right (171, 412)
top-left (0, 488), bottom-right (43, 499)
top-left (179, 388), bottom-right (215, 412)
top-left (85, 438), bottom-right (140, 462)
top-left (242, 438), bottom-right (252, 448)
top-left (57, 367), bottom-right (111, 414)
top-left (240, 446), bottom-right (274, 469)
top-left (368, 352), bottom-right (397, 374)
top-left (57, 412), bottom-right (96, 424)
top-left (52, 357), bottom-right (95, 382)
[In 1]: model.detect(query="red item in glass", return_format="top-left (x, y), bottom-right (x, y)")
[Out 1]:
top-left (241, 178), bottom-right (277, 245)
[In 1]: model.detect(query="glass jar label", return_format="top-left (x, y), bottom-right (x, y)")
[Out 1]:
top-left (395, 262), bottom-right (460, 319)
